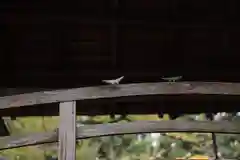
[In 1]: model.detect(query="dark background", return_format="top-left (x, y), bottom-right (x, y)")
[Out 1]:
top-left (1, 0), bottom-right (240, 88)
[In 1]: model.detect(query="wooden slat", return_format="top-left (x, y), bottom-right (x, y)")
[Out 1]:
top-left (1, 82), bottom-right (240, 110)
top-left (0, 120), bottom-right (239, 150)
top-left (58, 101), bottom-right (76, 160)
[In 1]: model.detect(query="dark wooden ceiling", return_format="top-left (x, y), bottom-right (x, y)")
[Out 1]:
top-left (1, 0), bottom-right (240, 88)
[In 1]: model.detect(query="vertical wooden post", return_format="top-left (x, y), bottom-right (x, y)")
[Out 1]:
top-left (58, 101), bottom-right (76, 160)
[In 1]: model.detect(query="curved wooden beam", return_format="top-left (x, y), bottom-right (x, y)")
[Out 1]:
top-left (0, 82), bottom-right (240, 109)
top-left (0, 120), bottom-right (239, 150)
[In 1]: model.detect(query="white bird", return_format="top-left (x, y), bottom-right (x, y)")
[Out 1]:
top-left (162, 76), bottom-right (183, 85)
top-left (162, 76), bottom-right (182, 82)
top-left (102, 76), bottom-right (124, 85)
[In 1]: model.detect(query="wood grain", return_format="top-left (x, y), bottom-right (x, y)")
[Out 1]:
top-left (58, 101), bottom-right (76, 160)
top-left (1, 82), bottom-right (240, 110)
top-left (0, 120), bottom-right (239, 150)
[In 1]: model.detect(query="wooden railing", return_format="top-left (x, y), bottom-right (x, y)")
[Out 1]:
top-left (0, 82), bottom-right (239, 160)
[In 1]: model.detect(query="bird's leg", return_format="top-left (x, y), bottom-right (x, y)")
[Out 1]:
top-left (167, 80), bottom-right (174, 85)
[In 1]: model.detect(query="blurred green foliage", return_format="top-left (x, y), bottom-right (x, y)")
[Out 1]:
top-left (0, 114), bottom-right (239, 160)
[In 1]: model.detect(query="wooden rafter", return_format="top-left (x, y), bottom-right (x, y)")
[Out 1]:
top-left (0, 120), bottom-right (239, 150)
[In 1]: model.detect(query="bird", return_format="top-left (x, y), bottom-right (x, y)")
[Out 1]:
top-left (102, 76), bottom-right (124, 85)
top-left (162, 76), bottom-right (182, 83)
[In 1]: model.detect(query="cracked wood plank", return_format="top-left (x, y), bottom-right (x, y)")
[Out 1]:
top-left (0, 82), bottom-right (240, 109)
top-left (0, 120), bottom-right (239, 150)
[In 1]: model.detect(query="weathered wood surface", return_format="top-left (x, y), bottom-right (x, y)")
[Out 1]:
top-left (0, 120), bottom-right (239, 150)
top-left (1, 82), bottom-right (240, 110)
top-left (58, 101), bottom-right (76, 160)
